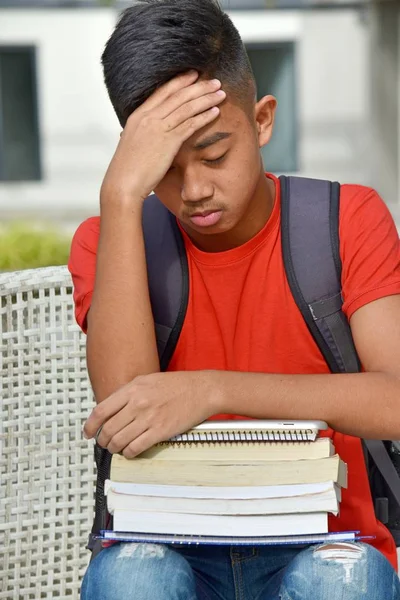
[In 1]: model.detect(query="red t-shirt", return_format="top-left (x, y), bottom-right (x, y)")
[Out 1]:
top-left (68, 174), bottom-right (400, 569)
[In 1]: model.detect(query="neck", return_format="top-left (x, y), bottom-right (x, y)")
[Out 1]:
top-left (182, 173), bottom-right (275, 253)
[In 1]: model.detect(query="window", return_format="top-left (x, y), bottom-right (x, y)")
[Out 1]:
top-left (0, 46), bottom-right (42, 181)
top-left (246, 42), bottom-right (298, 173)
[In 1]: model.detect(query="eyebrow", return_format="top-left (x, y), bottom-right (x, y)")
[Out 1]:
top-left (193, 132), bottom-right (232, 151)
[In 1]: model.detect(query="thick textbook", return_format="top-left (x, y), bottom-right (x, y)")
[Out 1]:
top-left (110, 454), bottom-right (347, 488)
top-left (105, 480), bottom-right (341, 516)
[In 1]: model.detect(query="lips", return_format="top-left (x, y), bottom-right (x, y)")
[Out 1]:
top-left (190, 210), bottom-right (218, 218)
top-left (189, 210), bottom-right (223, 228)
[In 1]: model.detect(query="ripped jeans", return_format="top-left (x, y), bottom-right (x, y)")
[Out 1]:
top-left (80, 541), bottom-right (400, 599)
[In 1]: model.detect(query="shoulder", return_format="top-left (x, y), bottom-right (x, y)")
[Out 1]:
top-left (68, 216), bottom-right (100, 278)
top-left (338, 183), bottom-right (399, 258)
top-left (68, 217), bottom-right (100, 332)
top-left (337, 184), bottom-right (400, 318)
top-left (71, 216), bottom-right (101, 251)
top-left (338, 184), bottom-right (395, 231)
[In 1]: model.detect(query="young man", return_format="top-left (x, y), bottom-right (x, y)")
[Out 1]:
top-left (68, 0), bottom-right (400, 598)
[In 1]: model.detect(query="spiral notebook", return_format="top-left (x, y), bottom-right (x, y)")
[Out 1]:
top-left (166, 420), bottom-right (328, 444)
top-left (95, 530), bottom-right (371, 547)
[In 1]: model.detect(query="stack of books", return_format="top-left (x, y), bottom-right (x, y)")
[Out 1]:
top-left (99, 420), bottom-right (356, 546)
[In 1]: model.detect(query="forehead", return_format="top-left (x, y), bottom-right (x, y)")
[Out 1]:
top-left (184, 98), bottom-right (253, 151)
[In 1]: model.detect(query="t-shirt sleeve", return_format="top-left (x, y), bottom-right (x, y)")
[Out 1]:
top-left (68, 216), bottom-right (100, 334)
top-left (339, 185), bottom-right (400, 319)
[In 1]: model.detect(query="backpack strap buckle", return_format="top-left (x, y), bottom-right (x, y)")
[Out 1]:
top-left (309, 293), bottom-right (343, 321)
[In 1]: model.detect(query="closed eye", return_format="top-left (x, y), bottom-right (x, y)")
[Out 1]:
top-left (204, 152), bottom-right (228, 166)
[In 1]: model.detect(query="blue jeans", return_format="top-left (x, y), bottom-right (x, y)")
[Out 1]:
top-left (81, 542), bottom-right (400, 599)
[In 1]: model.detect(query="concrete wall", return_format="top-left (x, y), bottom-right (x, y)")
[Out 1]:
top-left (0, 9), bottom-right (118, 222)
top-left (231, 10), bottom-right (370, 186)
top-left (297, 11), bottom-right (370, 186)
top-left (0, 7), bottom-right (389, 226)
top-left (368, 3), bottom-right (400, 221)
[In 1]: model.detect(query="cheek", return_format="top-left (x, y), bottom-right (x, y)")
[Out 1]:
top-left (223, 145), bottom-right (261, 196)
top-left (153, 179), bottom-right (181, 214)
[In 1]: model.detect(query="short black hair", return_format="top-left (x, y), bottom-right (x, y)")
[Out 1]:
top-left (102, 0), bottom-right (256, 127)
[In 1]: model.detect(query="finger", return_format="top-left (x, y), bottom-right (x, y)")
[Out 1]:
top-left (139, 70), bottom-right (199, 113)
top-left (166, 90), bottom-right (226, 131)
top-left (156, 78), bottom-right (222, 120)
top-left (122, 429), bottom-right (160, 459)
top-left (176, 106), bottom-right (222, 143)
top-left (106, 419), bottom-right (149, 455)
top-left (83, 390), bottom-right (128, 439)
top-left (95, 404), bottom-right (137, 449)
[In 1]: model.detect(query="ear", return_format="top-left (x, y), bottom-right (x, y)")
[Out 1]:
top-left (254, 95), bottom-right (277, 148)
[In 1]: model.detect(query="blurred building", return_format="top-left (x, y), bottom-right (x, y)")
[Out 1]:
top-left (0, 0), bottom-right (399, 228)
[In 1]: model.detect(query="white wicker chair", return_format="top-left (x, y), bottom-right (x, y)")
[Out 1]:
top-left (0, 266), bottom-right (96, 599)
top-left (1, 266), bottom-right (399, 597)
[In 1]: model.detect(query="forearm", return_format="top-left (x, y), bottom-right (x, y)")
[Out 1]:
top-left (87, 196), bottom-right (159, 403)
top-left (216, 370), bottom-right (400, 439)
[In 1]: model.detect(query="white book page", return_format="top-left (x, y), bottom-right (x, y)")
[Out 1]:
top-left (113, 510), bottom-right (328, 537)
top-left (105, 480), bottom-right (337, 500)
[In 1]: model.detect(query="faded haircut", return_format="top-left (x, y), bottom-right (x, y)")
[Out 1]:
top-left (101, 0), bottom-right (256, 127)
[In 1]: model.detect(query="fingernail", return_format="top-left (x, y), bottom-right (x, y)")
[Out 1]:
top-left (211, 79), bottom-right (221, 86)
top-left (216, 90), bottom-right (226, 96)
top-left (83, 430), bottom-right (89, 440)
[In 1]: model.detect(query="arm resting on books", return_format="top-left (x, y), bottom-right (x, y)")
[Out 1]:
top-left (217, 295), bottom-right (400, 440)
top-left (84, 295), bottom-right (400, 456)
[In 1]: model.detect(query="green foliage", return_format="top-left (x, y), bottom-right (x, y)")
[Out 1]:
top-left (0, 222), bottom-right (72, 271)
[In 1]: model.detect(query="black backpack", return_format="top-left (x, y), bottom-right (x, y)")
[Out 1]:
top-left (87, 175), bottom-right (400, 558)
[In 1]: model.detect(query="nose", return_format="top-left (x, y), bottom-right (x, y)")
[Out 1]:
top-left (181, 168), bottom-right (214, 204)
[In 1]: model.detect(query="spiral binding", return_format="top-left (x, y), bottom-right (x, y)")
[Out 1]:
top-left (162, 429), bottom-right (317, 445)
top-left (97, 530), bottom-right (361, 546)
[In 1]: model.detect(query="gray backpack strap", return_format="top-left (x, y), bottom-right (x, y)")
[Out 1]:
top-left (142, 194), bottom-right (189, 372)
top-left (364, 440), bottom-right (400, 509)
top-left (280, 175), bottom-right (360, 374)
